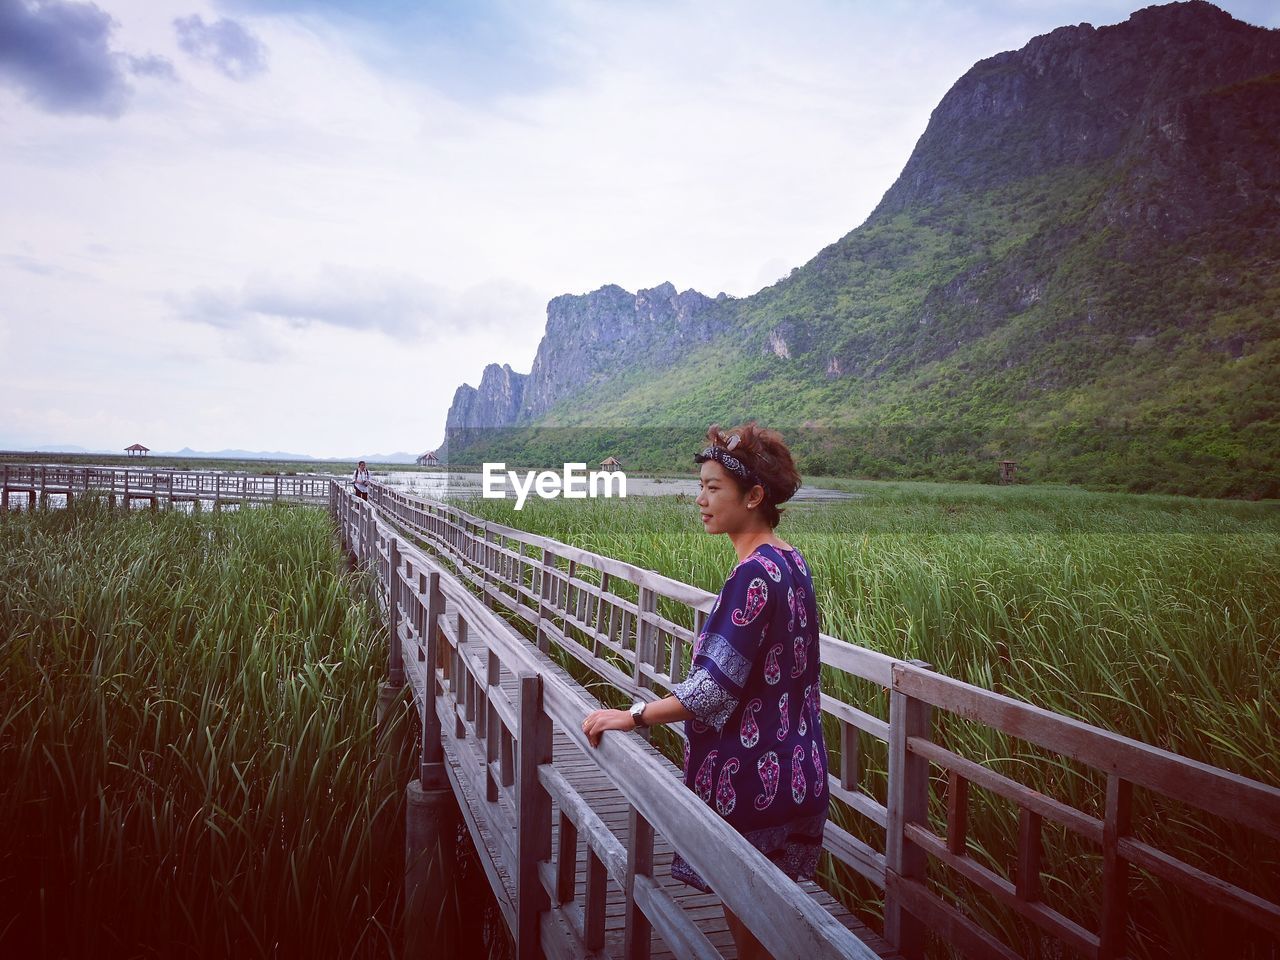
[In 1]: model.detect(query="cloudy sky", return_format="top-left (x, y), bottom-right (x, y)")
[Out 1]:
top-left (2, 0), bottom-right (1276, 458)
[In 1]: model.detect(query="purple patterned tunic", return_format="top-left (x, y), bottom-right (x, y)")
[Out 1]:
top-left (670, 544), bottom-right (830, 892)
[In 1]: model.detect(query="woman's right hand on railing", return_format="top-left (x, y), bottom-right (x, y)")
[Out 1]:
top-left (582, 709), bottom-right (636, 747)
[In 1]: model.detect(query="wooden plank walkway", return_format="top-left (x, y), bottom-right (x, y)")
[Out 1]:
top-left (431, 594), bottom-right (900, 959)
top-left (349, 482), bottom-right (1280, 960)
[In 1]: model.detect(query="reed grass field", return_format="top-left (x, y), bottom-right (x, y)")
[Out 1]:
top-left (460, 478), bottom-right (1280, 958)
top-left (0, 501), bottom-right (428, 958)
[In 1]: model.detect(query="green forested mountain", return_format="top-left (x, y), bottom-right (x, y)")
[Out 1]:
top-left (444, 1), bottom-right (1280, 499)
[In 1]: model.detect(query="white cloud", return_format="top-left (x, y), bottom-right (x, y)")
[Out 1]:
top-left (173, 270), bottom-right (542, 354)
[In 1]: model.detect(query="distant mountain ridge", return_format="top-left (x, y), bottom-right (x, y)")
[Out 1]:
top-left (441, 1), bottom-right (1280, 498)
top-left (445, 282), bottom-right (731, 432)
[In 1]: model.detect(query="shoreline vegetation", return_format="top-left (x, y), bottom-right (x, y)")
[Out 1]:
top-left (2, 482), bottom-right (1276, 957)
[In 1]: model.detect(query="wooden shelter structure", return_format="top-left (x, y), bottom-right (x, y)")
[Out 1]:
top-left (416, 451), bottom-right (441, 467)
top-left (125, 443), bottom-right (150, 458)
top-left (998, 459), bottom-right (1018, 484)
top-left (599, 456), bottom-right (622, 469)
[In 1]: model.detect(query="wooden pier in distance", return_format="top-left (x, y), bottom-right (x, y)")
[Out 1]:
top-left (0, 463), bottom-right (330, 513)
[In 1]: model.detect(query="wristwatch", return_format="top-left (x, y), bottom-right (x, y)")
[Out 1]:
top-left (629, 701), bottom-right (649, 729)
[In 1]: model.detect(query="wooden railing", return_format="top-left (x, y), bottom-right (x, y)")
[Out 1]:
top-left (353, 480), bottom-right (1280, 960)
top-left (333, 483), bottom-right (881, 960)
top-left (0, 463), bottom-right (331, 510)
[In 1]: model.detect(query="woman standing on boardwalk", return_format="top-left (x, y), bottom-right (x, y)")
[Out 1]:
top-left (583, 423), bottom-right (830, 960)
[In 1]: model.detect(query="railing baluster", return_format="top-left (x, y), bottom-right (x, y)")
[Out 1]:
top-left (516, 673), bottom-right (553, 959)
top-left (1017, 807), bottom-right (1043, 901)
top-left (623, 805), bottom-right (653, 960)
top-left (886, 663), bottom-right (933, 960)
top-left (420, 571), bottom-right (446, 790)
top-left (1100, 775), bottom-right (1132, 960)
top-left (945, 770), bottom-right (968, 856)
top-left (635, 586), bottom-right (656, 693)
top-left (841, 719), bottom-right (861, 793)
top-left (537, 548), bottom-right (555, 654)
top-left (584, 847), bottom-right (607, 951)
top-left (388, 538), bottom-right (403, 686)
top-left (454, 615), bottom-right (467, 738)
top-left (486, 650), bottom-right (500, 803)
top-left (556, 810), bottom-right (577, 906)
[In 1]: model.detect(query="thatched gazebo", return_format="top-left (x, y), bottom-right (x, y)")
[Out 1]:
top-left (125, 443), bottom-right (150, 458)
top-left (600, 456), bottom-right (622, 470)
top-left (416, 450), bottom-right (440, 466)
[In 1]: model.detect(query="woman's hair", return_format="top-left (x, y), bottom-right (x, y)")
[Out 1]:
top-left (696, 421), bottom-right (802, 528)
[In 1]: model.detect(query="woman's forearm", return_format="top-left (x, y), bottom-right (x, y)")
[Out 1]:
top-left (643, 694), bottom-right (694, 726)
top-left (582, 694), bottom-right (694, 747)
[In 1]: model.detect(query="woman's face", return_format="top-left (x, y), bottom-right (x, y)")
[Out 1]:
top-left (696, 459), bottom-right (760, 534)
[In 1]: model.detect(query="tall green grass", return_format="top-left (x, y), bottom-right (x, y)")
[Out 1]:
top-left (459, 480), bottom-right (1280, 958)
top-left (0, 501), bottom-right (412, 958)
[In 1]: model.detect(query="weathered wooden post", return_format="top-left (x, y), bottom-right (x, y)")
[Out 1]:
top-left (635, 585), bottom-right (657, 689)
top-left (623, 805), bottom-right (654, 960)
top-left (482, 527), bottom-right (497, 610)
top-left (516, 672), bottom-right (553, 959)
top-left (536, 548), bottom-right (556, 654)
top-left (1099, 775), bottom-right (1133, 960)
top-left (376, 537), bottom-right (404, 728)
top-left (885, 659), bottom-right (934, 960)
top-left (403, 569), bottom-right (458, 958)
top-left (1, 463), bottom-right (8, 515)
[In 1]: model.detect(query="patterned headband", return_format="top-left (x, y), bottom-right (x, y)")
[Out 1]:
top-left (695, 443), bottom-right (773, 501)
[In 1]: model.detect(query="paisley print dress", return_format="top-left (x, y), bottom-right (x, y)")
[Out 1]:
top-left (670, 544), bottom-right (830, 892)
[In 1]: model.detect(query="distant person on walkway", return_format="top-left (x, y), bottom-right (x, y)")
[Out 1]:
top-left (353, 461), bottom-right (370, 500)
top-left (583, 422), bottom-right (827, 960)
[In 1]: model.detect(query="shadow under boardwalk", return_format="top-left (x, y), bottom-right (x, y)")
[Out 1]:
top-left (435, 599), bottom-right (901, 960)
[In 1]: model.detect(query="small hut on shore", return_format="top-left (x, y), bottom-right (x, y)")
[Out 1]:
top-left (125, 443), bottom-right (150, 458)
top-left (417, 450), bottom-right (441, 466)
top-left (600, 456), bottom-right (622, 470)
top-left (998, 459), bottom-right (1018, 484)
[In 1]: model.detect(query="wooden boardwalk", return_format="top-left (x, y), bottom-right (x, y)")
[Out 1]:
top-left (333, 481), bottom-right (1280, 960)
